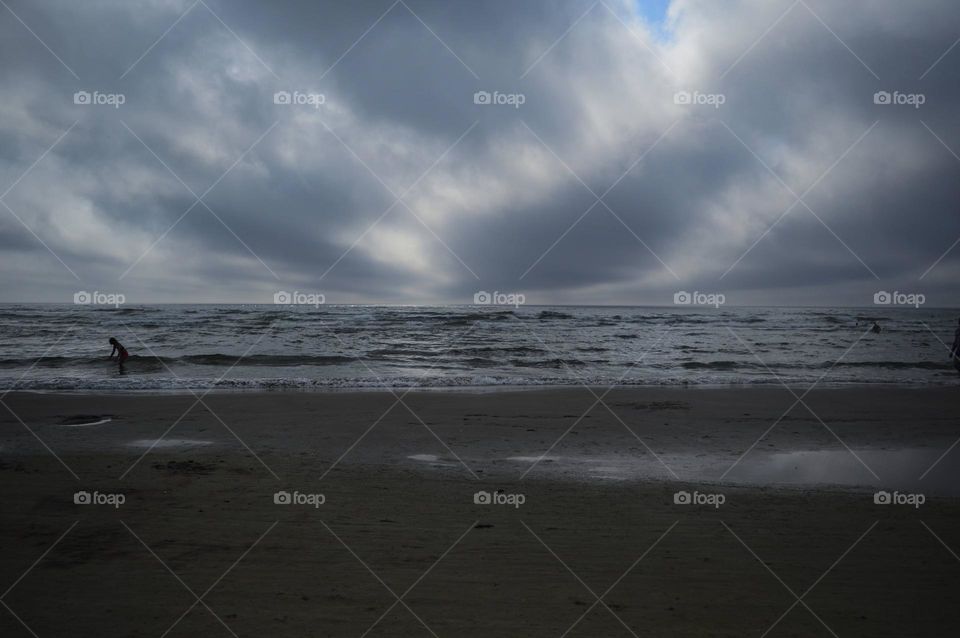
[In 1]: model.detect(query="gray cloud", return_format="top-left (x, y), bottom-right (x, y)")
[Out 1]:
top-left (0, 0), bottom-right (958, 306)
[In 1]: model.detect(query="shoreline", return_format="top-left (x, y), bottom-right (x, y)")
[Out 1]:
top-left (3, 385), bottom-right (959, 635)
top-left (9, 377), bottom-right (957, 396)
top-left (3, 386), bottom-right (958, 491)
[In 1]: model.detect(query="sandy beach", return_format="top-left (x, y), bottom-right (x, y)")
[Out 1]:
top-left (1, 386), bottom-right (959, 637)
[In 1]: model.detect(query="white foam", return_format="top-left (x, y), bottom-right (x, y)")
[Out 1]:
top-left (408, 454), bottom-right (440, 462)
top-left (60, 417), bottom-right (112, 427)
top-left (407, 453), bottom-right (458, 466)
top-left (507, 455), bottom-right (561, 463)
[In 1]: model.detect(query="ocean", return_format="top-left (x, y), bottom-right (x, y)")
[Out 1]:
top-left (0, 304), bottom-right (957, 391)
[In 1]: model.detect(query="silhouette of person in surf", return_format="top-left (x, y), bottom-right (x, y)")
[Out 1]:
top-left (951, 318), bottom-right (960, 377)
top-left (871, 321), bottom-right (882, 334)
top-left (108, 337), bottom-right (128, 373)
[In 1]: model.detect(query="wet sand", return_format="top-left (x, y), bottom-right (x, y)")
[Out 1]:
top-left (1, 387), bottom-right (959, 636)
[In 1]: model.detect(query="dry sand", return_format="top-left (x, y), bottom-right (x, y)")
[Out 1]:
top-left (1, 387), bottom-right (959, 637)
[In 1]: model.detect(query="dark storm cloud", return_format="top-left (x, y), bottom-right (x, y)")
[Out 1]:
top-left (0, 0), bottom-right (958, 305)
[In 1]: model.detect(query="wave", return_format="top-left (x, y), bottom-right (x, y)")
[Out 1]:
top-left (831, 360), bottom-right (953, 370)
top-left (682, 361), bottom-right (741, 370)
top-left (537, 310), bottom-right (574, 320)
top-left (0, 353), bottom-right (358, 368)
top-left (513, 357), bottom-right (587, 368)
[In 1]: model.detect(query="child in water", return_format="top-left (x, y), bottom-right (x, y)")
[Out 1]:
top-left (108, 337), bottom-right (128, 372)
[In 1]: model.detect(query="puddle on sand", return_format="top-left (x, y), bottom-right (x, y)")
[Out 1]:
top-left (507, 455), bottom-right (560, 463)
top-left (722, 448), bottom-right (960, 495)
top-left (408, 454), bottom-right (458, 467)
top-left (503, 448), bottom-right (960, 495)
top-left (126, 439), bottom-right (213, 449)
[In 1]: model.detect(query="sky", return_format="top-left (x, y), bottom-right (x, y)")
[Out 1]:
top-left (1, 0), bottom-right (958, 306)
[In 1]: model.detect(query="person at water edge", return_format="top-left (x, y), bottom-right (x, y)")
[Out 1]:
top-left (871, 321), bottom-right (882, 334)
top-left (951, 318), bottom-right (960, 376)
top-left (108, 337), bottom-right (128, 372)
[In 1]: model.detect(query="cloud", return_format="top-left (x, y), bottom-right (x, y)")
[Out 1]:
top-left (0, 0), bottom-right (958, 305)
